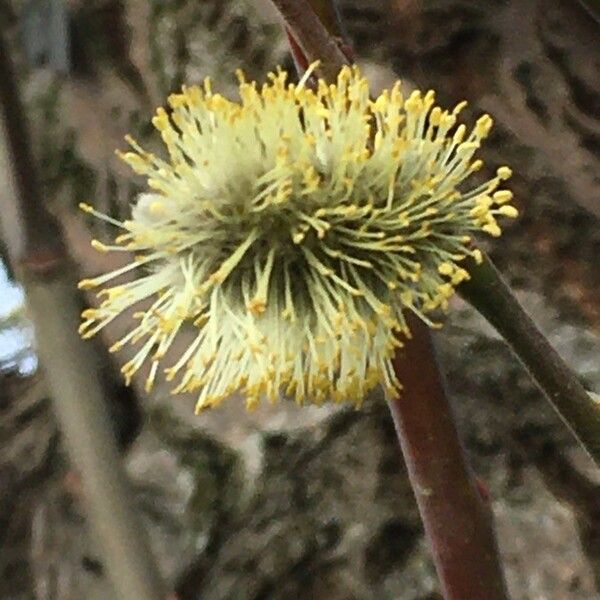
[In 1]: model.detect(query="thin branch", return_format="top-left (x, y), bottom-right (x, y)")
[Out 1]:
top-left (0, 30), bottom-right (165, 600)
top-left (300, 0), bottom-right (346, 37)
top-left (269, 0), bottom-right (509, 597)
top-left (270, 0), bottom-right (349, 80)
top-left (460, 252), bottom-right (600, 465)
top-left (389, 317), bottom-right (508, 600)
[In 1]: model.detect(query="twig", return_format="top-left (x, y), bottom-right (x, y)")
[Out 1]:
top-left (0, 30), bottom-right (165, 600)
top-left (269, 0), bottom-right (349, 80)
top-left (389, 316), bottom-right (508, 600)
top-left (269, 0), bottom-right (509, 597)
top-left (460, 252), bottom-right (600, 465)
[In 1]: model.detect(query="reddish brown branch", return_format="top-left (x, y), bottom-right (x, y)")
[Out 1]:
top-left (270, 0), bottom-right (349, 80)
top-left (269, 0), bottom-right (509, 596)
top-left (390, 317), bottom-right (508, 599)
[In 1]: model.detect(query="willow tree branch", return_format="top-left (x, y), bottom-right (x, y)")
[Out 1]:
top-left (269, 0), bottom-right (509, 597)
top-left (460, 253), bottom-right (600, 465)
top-left (300, 0), bottom-right (346, 36)
top-left (270, 0), bottom-right (349, 80)
top-left (389, 317), bottom-right (508, 600)
top-left (0, 31), bottom-right (165, 600)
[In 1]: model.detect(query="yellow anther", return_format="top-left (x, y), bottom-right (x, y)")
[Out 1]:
top-left (497, 166), bottom-right (513, 180)
top-left (493, 190), bottom-right (514, 204)
top-left (497, 205), bottom-right (519, 218)
top-left (451, 269), bottom-right (470, 285)
top-left (405, 90), bottom-right (423, 112)
top-left (482, 222), bottom-right (502, 237)
top-left (429, 107), bottom-right (442, 126)
top-left (475, 114), bottom-right (493, 138)
top-left (457, 142), bottom-right (479, 155)
top-left (78, 279), bottom-right (97, 290)
top-left (453, 100), bottom-right (468, 115)
top-left (91, 239), bottom-right (109, 253)
top-left (247, 298), bottom-right (267, 315)
top-left (438, 262), bottom-right (454, 276)
top-left (437, 283), bottom-right (455, 299)
top-left (472, 249), bottom-right (483, 264)
top-left (109, 341), bottom-right (125, 353)
top-left (453, 124), bottom-right (467, 144)
top-left (152, 107), bottom-right (170, 131)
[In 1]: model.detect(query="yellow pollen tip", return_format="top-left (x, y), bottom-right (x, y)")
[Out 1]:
top-left (497, 205), bottom-right (519, 218)
top-left (493, 190), bottom-right (514, 204)
top-left (475, 114), bottom-right (494, 137)
top-left (483, 222), bottom-right (502, 237)
top-left (429, 107), bottom-right (442, 126)
top-left (472, 249), bottom-right (483, 264)
top-left (247, 298), bottom-right (267, 315)
top-left (438, 262), bottom-right (454, 276)
top-left (497, 166), bottom-right (513, 180)
top-left (91, 240), bottom-right (109, 252)
top-left (78, 279), bottom-right (97, 290)
top-left (453, 100), bottom-right (468, 114)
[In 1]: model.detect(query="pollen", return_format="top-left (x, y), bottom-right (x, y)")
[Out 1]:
top-left (79, 64), bottom-right (517, 412)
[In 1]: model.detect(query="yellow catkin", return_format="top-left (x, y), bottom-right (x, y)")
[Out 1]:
top-left (79, 64), bottom-right (517, 412)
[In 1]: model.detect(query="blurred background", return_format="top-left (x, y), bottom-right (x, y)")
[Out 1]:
top-left (0, 1), bottom-right (599, 598)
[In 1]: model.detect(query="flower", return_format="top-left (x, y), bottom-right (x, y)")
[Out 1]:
top-left (79, 64), bottom-right (517, 411)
